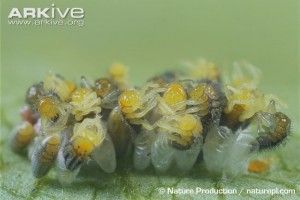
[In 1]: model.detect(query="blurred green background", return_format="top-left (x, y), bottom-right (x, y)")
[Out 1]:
top-left (1, 0), bottom-right (299, 130)
top-left (1, 0), bottom-right (299, 199)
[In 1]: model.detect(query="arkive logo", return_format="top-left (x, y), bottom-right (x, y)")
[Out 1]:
top-left (8, 4), bottom-right (84, 19)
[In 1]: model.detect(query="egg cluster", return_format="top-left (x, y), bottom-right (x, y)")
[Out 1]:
top-left (11, 60), bottom-right (291, 184)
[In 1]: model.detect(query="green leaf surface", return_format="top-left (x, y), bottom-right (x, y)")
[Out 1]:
top-left (1, 116), bottom-right (300, 200)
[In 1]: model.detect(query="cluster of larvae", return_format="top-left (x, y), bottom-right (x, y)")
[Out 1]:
top-left (11, 60), bottom-right (291, 184)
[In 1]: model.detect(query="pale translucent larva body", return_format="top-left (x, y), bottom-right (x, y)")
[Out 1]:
top-left (133, 130), bottom-right (154, 170)
top-left (203, 126), bottom-right (257, 178)
top-left (56, 148), bottom-right (81, 185)
top-left (91, 134), bottom-right (116, 173)
top-left (31, 134), bottom-right (61, 178)
top-left (56, 117), bottom-right (116, 184)
top-left (151, 133), bottom-right (174, 172)
top-left (10, 121), bottom-right (35, 153)
top-left (107, 107), bottom-right (137, 159)
top-left (56, 128), bottom-right (81, 185)
top-left (173, 136), bottom-right (202, 172)
top-left (151, 133), bottom-right (202, 173)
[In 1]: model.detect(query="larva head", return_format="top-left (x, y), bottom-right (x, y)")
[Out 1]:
top-left (70, 88), bottom-right (102, 121)
top-left (18, 121), bottom-right (35, 137)
top-left (71, 117), bottom-right (105, 157)
top-left (232, 78), bottom-right (253, 89)
top-left (11, 121), bottom-right (35, 152)
top-left (71, 88), bottom-right (92, 104)
top-left (38, 96), bottom-right (59, 119)
top-left (148, 71), bottom-right (177, 86)
top-left (225, 87), bottom-right (266, 121)
top-left (118, 89), bottom-right (141, 114)
top-left (43, 73), bottom-right (75, 101)
top-left (108, 63), bottom-right (127, 82)
top-left (71, 116), bottom-right (105, 147)
top-left (65, 80), bottom-right (76, 96)
top-left (189, 84), bottom-right (208, 103)
top-left (163, 83), bottom-right (187, 109)
top-left (178, 114), bottom-right (203, 138)
top-left (72, 136), bottom-right (95, 157)
top-left (167, 114), bottom-right (203, 150)
top-left (230, 62), bottom-right (261, 89)
top-left (188, 59), bottom-right (220, 81)
top-left (94, 78), bottom-right (116, 98)
top-left (225, 88), bottom-right (250, 111)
